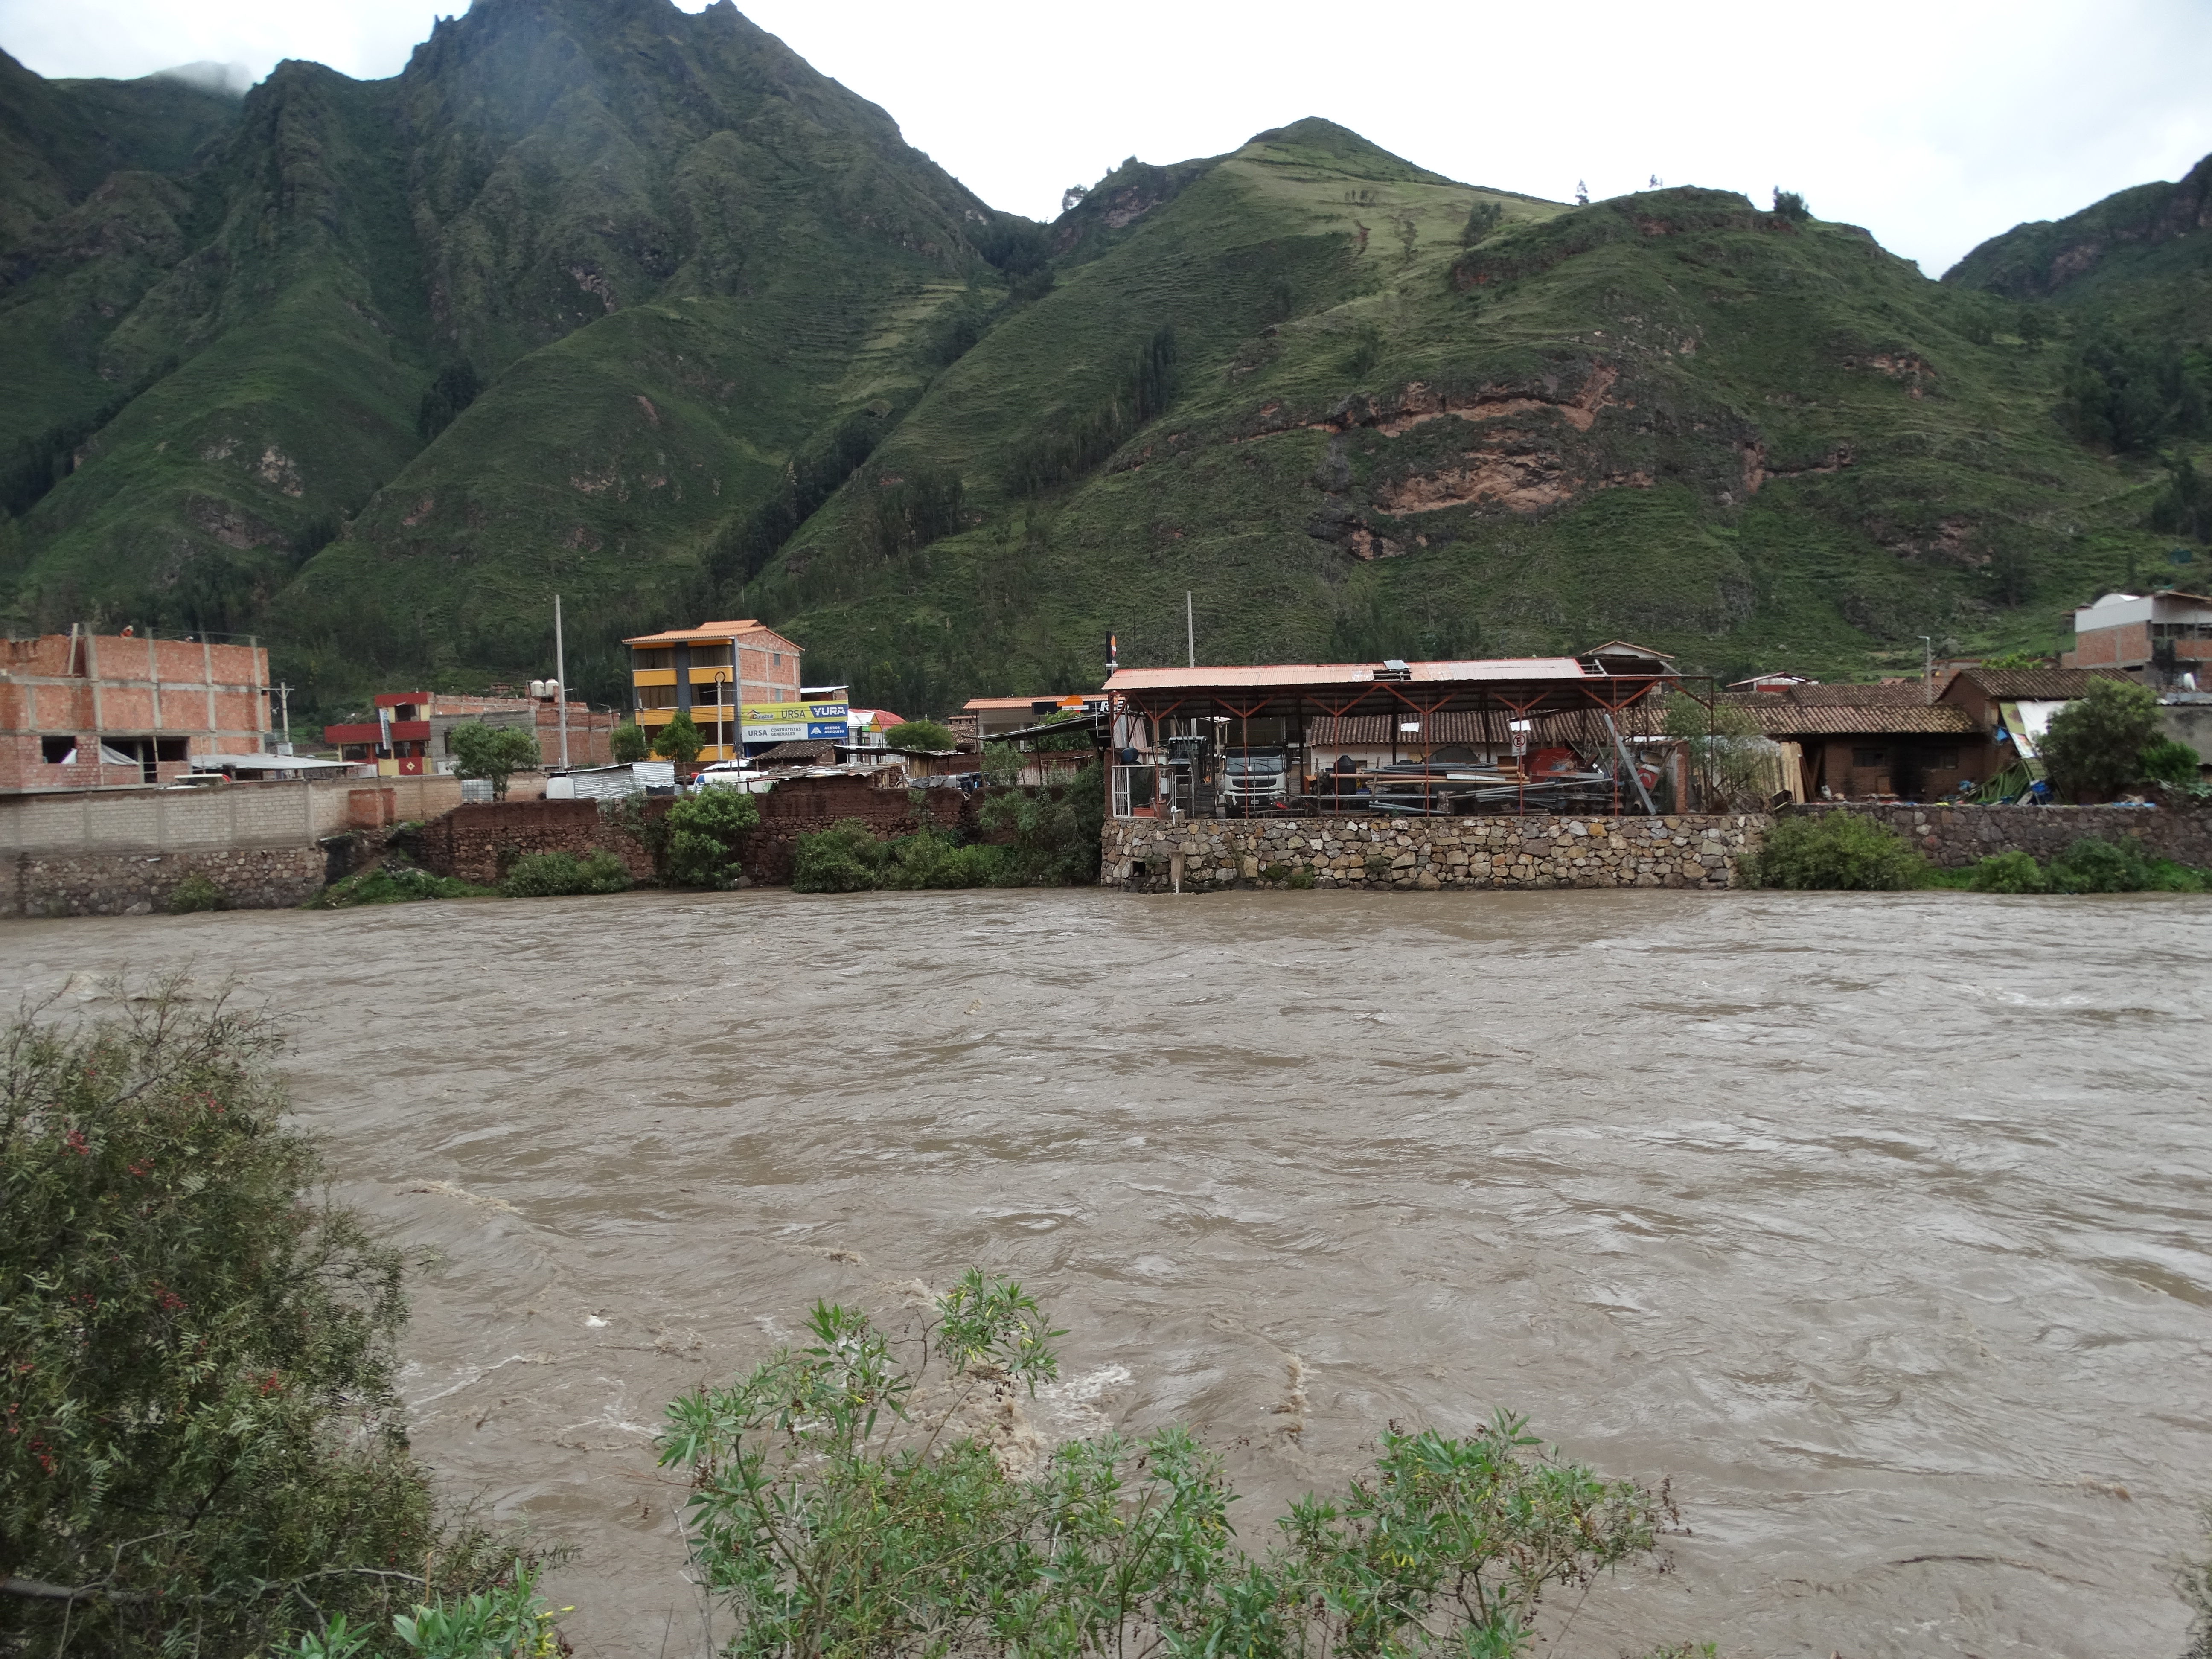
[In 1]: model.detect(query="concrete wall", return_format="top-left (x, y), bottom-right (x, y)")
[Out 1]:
top-left (1785, 800), bottom-right (2212, 867)
top-left (2161, 704), bottom-right (2212, 766)
top-left (0, 774), bottom-right (464, 856)
top-left (1102, 813), bottom-right (1768, 891)
top-left (0, 774), bottom-right (467, 917)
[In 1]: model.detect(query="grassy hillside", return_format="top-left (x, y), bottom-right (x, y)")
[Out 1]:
top-left (753, 125), bottom-right (2193, 709)
top-left (1, 0), bottom-right (2203, 717)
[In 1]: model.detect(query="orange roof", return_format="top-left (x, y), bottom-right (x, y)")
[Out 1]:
top-left (963, 693), bottom-right (1098, 710)
top-left (622, 620), bottom-right (802, 649)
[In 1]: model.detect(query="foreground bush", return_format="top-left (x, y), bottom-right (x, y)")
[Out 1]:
top-left (659, 1274), bottom-right (1671, 1659)
top-left (661, 786), bottom-right (760, 889)
top-left (499, 847), bottom-right (632, 898)
top-left (1749, 812), bottom-right (1928, 890)
top-left (0, 998), bottom-right (418, 1650)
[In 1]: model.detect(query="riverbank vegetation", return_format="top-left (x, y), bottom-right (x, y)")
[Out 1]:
top-left (0, 991), bottom-right (545, 1656)
top-left (1750, 812), bottom-right (2212, 893)
top-left (658, 1274), bottom-right (1680, 1659)
top-left (790, 763), bottom-right (1104, 894)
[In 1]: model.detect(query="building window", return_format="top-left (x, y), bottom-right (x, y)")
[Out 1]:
top-left (41, 734), bottom-right (75, 763)
top-left (632, 648), bottom-right (675, 671)
top-left (1925, 747), bottom-right (1959, 771)
top-left (636, 684), bottom-right (678, 709)
top-left (692, 644), bottom-right (732, 668)
top-left (1852, 748), bottom-right (1886, 767)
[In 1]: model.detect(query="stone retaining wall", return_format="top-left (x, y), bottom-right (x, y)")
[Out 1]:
top-left (1784, 800), bottom-right (2212, 867)
top-left (1101, 813), bottom-right (1768, 892)
top-left (413, 800), bottom-right (659, 887)
top-left (6, 847), bottom-right (327, 917)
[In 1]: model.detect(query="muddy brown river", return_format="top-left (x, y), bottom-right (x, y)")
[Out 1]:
top-left (6, 888), bottom-right (2210, 1657)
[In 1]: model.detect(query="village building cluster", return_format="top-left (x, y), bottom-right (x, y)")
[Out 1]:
top-left (3, 587), bottom-right (2206, 812)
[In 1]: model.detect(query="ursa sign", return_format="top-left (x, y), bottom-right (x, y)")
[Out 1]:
top-left (740, 700), bottom-right (848, 742)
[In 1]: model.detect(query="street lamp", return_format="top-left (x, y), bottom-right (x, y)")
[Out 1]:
top-left (713, 669), bottom-right (732, 762)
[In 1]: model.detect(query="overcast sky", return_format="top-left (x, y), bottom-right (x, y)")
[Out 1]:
top-left (5, 0), bottom-right (2207, 276)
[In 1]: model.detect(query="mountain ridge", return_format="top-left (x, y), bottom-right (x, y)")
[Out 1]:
top-left (0, 7), bottom-right (2204, 718)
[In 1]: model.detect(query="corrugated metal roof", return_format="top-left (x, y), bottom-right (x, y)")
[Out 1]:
top-left (1729, 681), bottom-right (1930, 707)
top-left (1947, 667), bottom-right (2132, 699)
top-left (1308, 713), bottom-right (1521, 745)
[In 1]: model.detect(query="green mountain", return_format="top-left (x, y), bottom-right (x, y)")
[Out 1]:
top-left (0, 1), bottom-right (2204, 717)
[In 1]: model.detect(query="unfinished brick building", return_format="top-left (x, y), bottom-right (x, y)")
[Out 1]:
top-left (1, 629), bottom-right (271, 792)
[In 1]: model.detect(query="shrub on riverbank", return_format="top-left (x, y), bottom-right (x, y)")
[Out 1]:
top-left (658, 1272), bottom-right (1676, 1659)
top-left (660, 786), bottom-right (760, 889)
top-left (0, 991), bottom-right (536, 1655)
top-left (307, 859), bottom-right (496, 907)
top-left (1940, 834), bottom-right (2211, 894)
top-left (791, 764), bottom-right (1103, 894)
top-left (500, 848), bottom-right (632, 897)
top-left (1748, 812), bottom-right (1928, 890)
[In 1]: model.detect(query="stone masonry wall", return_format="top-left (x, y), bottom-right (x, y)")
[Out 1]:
top-left (1785, 800), bottom-right (2212, 868)
top-left (408, 783), bottom-right (968, 888)
top-left (7, 847), bottom-right (326, 917)
top-left (1102, 813), bottom-right (1768, 892)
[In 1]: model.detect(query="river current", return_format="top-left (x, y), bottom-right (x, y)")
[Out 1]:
top-left (6, 888), bottom-right (2209, 1657)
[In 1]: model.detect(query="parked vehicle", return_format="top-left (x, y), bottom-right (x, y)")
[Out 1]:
top-left (1220, 748), bottom-right (1291, 814)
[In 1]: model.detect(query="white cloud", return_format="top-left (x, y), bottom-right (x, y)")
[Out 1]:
top-left (3, 0), bottom-right (2206, 274)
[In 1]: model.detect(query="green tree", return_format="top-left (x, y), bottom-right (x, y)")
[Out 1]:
top-left (0, 992), bottom-right (471, 1653)
top-left (1460, 199), bottom-right (1503, 245)
top-left (2040, 677), bottom-right (2162, 800)
top-left (610, 719), bottom-right (649, 763)
top-left (1771, 187), bottom-right (1809, 220)
top-left (448, 722), bottom-right (540, 800)
top-left (662, 786), bottom-right (761, 889)
top-left (652, 707), bottom-right (704, 770)
top-left (2150, 454), bottom-right (2209, 542)
top-left (2016, 303), bottom-right (2049, 352)
top-left (883, 719), bottom-right (958, 750)
top-left (790, 819), bottom-right (887, 893)
top-left (2138, 736), bottom-right (2203, 787)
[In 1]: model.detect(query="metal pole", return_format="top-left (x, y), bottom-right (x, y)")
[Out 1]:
top-left (1186, 591), bottom-right (1194, 668)
top-left (279, 683), bottom-right (292, 749)
top-left (555, 594), bottom-right (571, 768)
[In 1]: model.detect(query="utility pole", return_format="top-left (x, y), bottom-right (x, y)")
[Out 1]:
top-left (1186, 591), bottom-right (1195, 668)
top-left (1918, 634), bottom-right (1934, 704)
top-left (276, 683), bottom-right (292, 751)
top-left (554, 594), bottom-right (571, 768)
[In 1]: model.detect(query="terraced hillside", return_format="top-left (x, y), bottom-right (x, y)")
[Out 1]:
top-left (1, 0), bottom-right (2204, 716)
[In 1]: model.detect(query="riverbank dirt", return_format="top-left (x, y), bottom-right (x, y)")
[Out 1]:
top-left (6, 888), bottom-right (2208, 1656)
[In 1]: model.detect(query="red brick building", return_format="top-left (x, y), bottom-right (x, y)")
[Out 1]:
top-left (1, 630), bottom-right (270, 792)
top-left (2063, 590), bottom-right (2212, 684)
top-left (324, 691), bottom-right (616, 774)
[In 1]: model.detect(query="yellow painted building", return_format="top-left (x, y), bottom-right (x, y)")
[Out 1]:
top-left (623, 619), bottom-right (803, 764)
